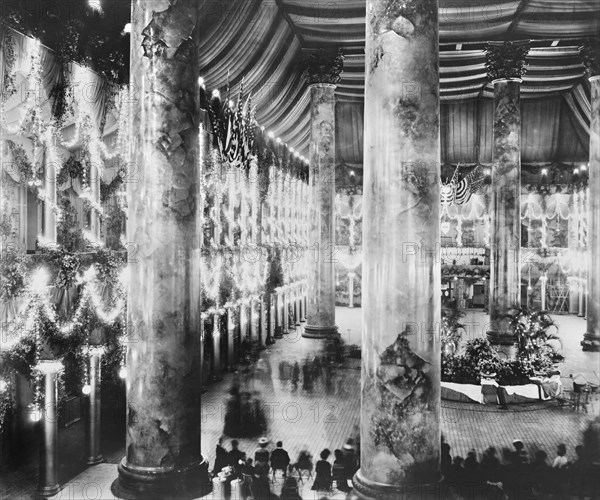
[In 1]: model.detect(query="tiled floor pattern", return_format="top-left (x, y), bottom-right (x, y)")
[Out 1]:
top-left (4, 308), bottom-right (599, 499)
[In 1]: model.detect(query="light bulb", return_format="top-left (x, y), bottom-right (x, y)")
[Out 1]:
top-left (30, 407), bottom-right (42, 422)
top-left (541, 169), bottom-right (547, 176)
top-left (82, 384), bottom-right (92, 395)
top-left (119, 366), bottom-right (127, 379)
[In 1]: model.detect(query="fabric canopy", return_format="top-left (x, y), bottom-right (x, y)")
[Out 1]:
top-left (196, 0), bottom-right (598, 161)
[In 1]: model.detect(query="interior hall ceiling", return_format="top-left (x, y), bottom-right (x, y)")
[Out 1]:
top-left (197, 0), bottom-right (600, 164)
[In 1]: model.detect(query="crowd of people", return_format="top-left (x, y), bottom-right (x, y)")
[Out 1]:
top-left (204, 434), bottom-right (360, 499)
top-left (441, 437), bottom-right (599, 499)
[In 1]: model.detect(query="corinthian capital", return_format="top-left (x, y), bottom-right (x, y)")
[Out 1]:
top-left (485, 41), bottom-right (530, 81)
top-left (302, 48), bottom-right (344, 85)
top-left (580, 38), bottom-right (600, 77)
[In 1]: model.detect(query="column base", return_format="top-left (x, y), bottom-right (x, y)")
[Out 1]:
top-left (581, 333), bottom-right (600, 351)
top-left (39, 483), bottom-right (60, 497)
top-left (114, 458), bottom-right (211, 500)
top-left (486, 331), bottom-right (516, 359)
top-left (348, 470), bottom-right (442, 500)
top-left (87, 455), bottom-right (104, 466)
top-left (303, 324), bottom-right (339, 338)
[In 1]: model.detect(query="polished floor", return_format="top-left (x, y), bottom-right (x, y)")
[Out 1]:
top-left (4, 308), bottom-right (599, 499)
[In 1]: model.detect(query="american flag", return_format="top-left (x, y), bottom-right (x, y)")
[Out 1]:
top-left (441, 165), bottom-right (484, 205)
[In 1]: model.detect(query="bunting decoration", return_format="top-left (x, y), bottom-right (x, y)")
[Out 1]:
top-left (207, 79), bottom-right (256, 169)
top-left (440, 165), bottom-right (485, 206)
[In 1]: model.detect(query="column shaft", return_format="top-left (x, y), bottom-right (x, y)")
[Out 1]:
top-left (117, 1), bottom-right (203, 496)
top-left (86, 350), bottom-right (103, 465)
top-left (488, 79), bottom-right (522, 347)
top-left (39, 367), bottom-right (60, 497)
top-left (353, 1), bottom-right (441, 497)
top-left (583, 75), bottom-right (600, 350)
top-left (304, 84), bottom-right (338, 338)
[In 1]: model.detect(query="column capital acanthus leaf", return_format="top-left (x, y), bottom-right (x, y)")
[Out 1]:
top-left (485, 41), bottom-right (530, 81)
top-left (302, 48), bottom-right (344, 85)
top-left (580, 38), bottom-right (600, 78)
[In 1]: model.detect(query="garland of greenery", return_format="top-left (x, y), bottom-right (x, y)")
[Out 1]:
top-left (100, 170), bottom-right (124, 203)
top-left (6, 140), bottom-right (41, 193)
top-left (1, 29), bottom-right (17, 99)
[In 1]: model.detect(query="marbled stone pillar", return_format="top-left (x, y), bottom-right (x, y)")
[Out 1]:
top-left (487, 78), bottom-right (523, 346)
top-left (86, 347), bottom-right (104, 465)
top-left (579, 281), bottom-right (585, 317)
top-left (282, 289), bottom-right (290, 334)
top-left (213, 314), bottom-right (222, 381)
top-left (227, 308), bottom-right (236, 370)
top-left (352, 1), bottom-right (441, 498)
top-left (269, 294), bottom-right (276, 341)
top-left (116, 1), bottom-right (203, 497)
top-left (304, 82), bottom-right (338, 338)
top-left (260, 295), bottom-right (268, 348)
top-left (540, 275), bottom-right (547, 311)
top-left (43, 163), bottom-right (56, 242)
top-left (38, 360), bottom-right (63, 497)
top-left (348, 271), bottom-right (356, 308)
top-left (250, 298), bottom-right (259, 344)
top-left (583, 74), bottom-right (600, 351)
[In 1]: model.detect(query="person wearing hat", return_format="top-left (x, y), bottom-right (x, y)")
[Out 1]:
top-left (212, 436), bottom-right (229, 476)
top-left (343, 439), bottom-right (358, 482)
top-left (511, 439), bottom-right (529, 465)
top-left (254, 437), bottom-right (271, 473)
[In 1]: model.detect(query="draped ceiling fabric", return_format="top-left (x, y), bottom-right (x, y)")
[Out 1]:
top-left (197, 0), bottom-right (599, 165)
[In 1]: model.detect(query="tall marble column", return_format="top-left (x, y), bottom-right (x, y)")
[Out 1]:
top-left (348, 271), bottom-right (356, 308)
top-left (116, 1), bottom-right (204, 497)
top-left (37, 360), bottom-right (63, 497)
top-left (86, 347), bottom-right (104, 465)
top-left (351, 2), bottom-right (441, 498)
top-left (213, 314), bottom-right (222, 381)
top-left (303, 49), bottom-right (343, 338)
top-left (540, 274), bottom-right (547, 311)
top-left (43, 162), bottom-right (56, 242)
top-left (227, 307), bottom-right (236, 370)
top-left (485, 42), bottom-right (529, 348)
top-left (581, 44), bottom-right (600, 351)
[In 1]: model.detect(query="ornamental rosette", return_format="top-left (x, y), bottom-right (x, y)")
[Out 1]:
top-left (485, 41), bottom-right (530, 81)
top-left (580, 38), bottom-right (600, 78)
top-left (302, 48), bottom-right (344, 85)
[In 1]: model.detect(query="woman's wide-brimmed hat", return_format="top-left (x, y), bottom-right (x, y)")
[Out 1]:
top-left (343, 439), bottom-right (355, 451)
top-left (258, 437), bottom-right (269, 446)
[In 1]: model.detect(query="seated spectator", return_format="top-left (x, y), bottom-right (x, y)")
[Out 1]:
top-left (333, 449), bottom-right (350, 492)
top-left (464, 449), bottom-right (479, 475)
top-left (254, 437), bottom-right (271, 469)
top-left (481, 446), bottom-right (501, 482)
top-left (343, 439), bottom-right (358, 481)
top-left (312, 449), bottom-right (332, 491)
top-left (529, 449), bottom-right (550, 497)
top-left (228, 439), bottom-right (246, 471)
top-left (512, 439), bottom-right (529, 465)
top-left (280, 466), bottom-right (302, 500)
top-left (241, 458), bottom-right (256, 477)
top-left (212, 436), bottom-right (229, 475)
top-left (569, 445), bottom-right (588, 500)
top-left (270, 441), bottom-right (291, 477)
top-left (295, 450), bottom-right (314, 476)
top-left (449, 456), bottom-right (465, 485)
top-left (552, 443), bottom-right (568, 468)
